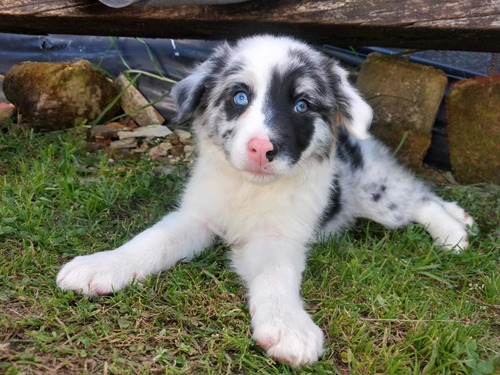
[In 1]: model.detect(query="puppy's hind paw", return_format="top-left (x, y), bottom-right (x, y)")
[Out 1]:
top-left (442, 201), bottom-right (477, 234)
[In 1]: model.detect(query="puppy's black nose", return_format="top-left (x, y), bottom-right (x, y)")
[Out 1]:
top-left (266, 141), bottom-right (279, 162)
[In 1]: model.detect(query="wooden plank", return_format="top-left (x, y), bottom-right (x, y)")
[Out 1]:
top-left (0, 0), bottom-right (499, 51)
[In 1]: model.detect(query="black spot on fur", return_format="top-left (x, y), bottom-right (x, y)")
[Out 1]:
top-left (389, 203), bottom-right (397, 210)
top-left (263, 67), bottom-right (320, 164)
top-left (222, 129), bottom-right (234, 140)
top-left (321, 176), bottom-right (342, 224)
top-left (372, 193), bottom-right (381, 202)
top-left (336, 127), bottom-right (363, 169)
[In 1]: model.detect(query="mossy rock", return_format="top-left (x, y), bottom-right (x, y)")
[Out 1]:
top-left (447, 75), bottom-right (500, 184)
top-left (356, 53), bottom-right (447, 169)
top-left (370, 123), bottom-right (431, 169)
top-left (3, 60), bottom-right (120, 130)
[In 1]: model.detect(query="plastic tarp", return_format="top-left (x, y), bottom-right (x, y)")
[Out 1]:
top-left (0, 33), bottom-right (217, 117)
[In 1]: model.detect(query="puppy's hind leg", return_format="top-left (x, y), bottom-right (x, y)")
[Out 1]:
top-left (353, 165), bottom-right (474, 252)
top-left (413, 196), bottom-right (474, 252)
top-left (57, 211), bottom-right (215, 296)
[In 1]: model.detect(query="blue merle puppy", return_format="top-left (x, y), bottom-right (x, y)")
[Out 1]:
top-left (57, 35), bottom-right (474, 367)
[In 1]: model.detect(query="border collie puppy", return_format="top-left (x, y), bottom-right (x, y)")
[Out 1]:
top-left (57, 35), bottom-right (474, 367)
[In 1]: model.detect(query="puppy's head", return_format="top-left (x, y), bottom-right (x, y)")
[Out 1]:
top-left (172, 35), bottom-right (372, 184)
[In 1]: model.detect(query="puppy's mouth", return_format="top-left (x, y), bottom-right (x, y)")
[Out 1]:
top-left (242, 164), bottom-right (279, 183)
top-left (248, 170), bottom-right (275, 177)
top-left (244, 164), bottom-right (276, 177)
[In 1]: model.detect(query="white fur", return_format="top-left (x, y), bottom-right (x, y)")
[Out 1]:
top-left (57, 35), bottom-right (474, 367)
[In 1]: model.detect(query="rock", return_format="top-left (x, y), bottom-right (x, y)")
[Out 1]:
top-left (90, 123), bottom-right (129, 140)
top-left (158, 141), bottom-right (173, 152)
top-left (356, 53), bottom-right (448, 168)
top-left (183, 138), bottom-right (195, 146)
top-left (106, 147), bottom-right (140, 161)
top-left (184, 144), bottom-right (196, 158)
top-left (447, 75), bottom-right (500, 184)
top-left (149, 144), bottom-right (168, 161)
top-left (170, 143), bottom-right (185, 157)
top-left (110, 138), bottom-right (138, 149)
top-left (2, 60), bottom-right (121, 130)
top-left (115, 73), bottom-right (165, 126)
top-left (0, 103), bottom-right (15, 125)
top-left (118, 124), bottom-right (172, 140)
top-left (174, 129), bottom-right (192, 143)
top-left (169, 132), bottom-right (180, 145)
top-left (85, 142), bottom-right (106, 152)
top-left (131, 142), bottom-right (149, 154)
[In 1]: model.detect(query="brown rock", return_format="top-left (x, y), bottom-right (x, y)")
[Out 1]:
top-left (115, 73), bottom-right (165, 126)
top-left (84, 142), bottom-right (106, 152)
top-left (158, 141), bottom-right (173, 152)
top-left (149, 144), bottom-right (168, 161)
top-left (0, 103), bottom-right (15, 125)
top-left (106, 147), bottom-right (140, 161)
top-left (131, 142), bottom-right (150, 154)
top-left (110, 138), bottom-right (138, 150)
top-left (170, 143), bottom-right (185, 157)
top-left (356, 53), bottom-right (448, 168)
top-left (2, 60), bottom-right (121, 130)
top-left (169, 133), bottom-right (180, 145)
top-left (90, 123), bottom-right (129, 140)
top-left (447, 75), bottom-right (500, 184)
top-left (174, 129), bottom-right (192, 143)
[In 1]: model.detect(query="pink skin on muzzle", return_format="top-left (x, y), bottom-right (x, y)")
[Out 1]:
top-left (247, 137), bottom-right (274, 167)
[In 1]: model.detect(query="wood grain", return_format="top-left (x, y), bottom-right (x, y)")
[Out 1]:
top-left (1, 0), bottom-right (499, 51)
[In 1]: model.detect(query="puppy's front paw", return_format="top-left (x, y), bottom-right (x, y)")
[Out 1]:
top-left (252, 306), bottom-right (324, 367)
top-left (57, 250), bottom-right (136, 296)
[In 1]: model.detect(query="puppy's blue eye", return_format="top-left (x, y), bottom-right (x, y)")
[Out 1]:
top-left (294, 100), bottom-right (308, 113)
top-left (234, 92), bottom-right (248, 106)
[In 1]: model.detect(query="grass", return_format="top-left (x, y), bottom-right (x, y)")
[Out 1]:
top-left (0, 128), bottom-right (499, 374)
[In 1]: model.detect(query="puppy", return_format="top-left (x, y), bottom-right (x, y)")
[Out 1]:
top-left (57, 35), bottom-right (474, 367)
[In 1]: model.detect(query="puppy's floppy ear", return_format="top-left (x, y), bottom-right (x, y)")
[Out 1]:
top-left (171, 42), bottom-right (231, 122)
top-left (330, 61), bottom-right (373, 139)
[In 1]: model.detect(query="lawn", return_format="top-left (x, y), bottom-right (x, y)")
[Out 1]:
top-left (1, 128), bottom-right (499, 374)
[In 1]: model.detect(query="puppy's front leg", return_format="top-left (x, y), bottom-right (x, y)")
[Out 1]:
top-left (232, 238), bottom-right (324, 367)
top-left (57, 211), bottom-right (214, 296)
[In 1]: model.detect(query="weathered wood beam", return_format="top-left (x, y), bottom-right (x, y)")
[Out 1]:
top-left (0, 0), bottom-right (499, 51)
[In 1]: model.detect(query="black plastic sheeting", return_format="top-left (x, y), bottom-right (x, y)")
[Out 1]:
top-left (0, 33), bottom-right (217, 117)
top-left (1, 33), bottom-right (490, 116)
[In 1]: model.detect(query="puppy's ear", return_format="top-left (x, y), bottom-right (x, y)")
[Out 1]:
top-left (171, 42), bottom-right (230, 122)
top-left (330, 61), bottom-right (373, 139)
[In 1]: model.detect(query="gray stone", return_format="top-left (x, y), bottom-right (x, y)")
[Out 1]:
top-left (118, 124), bottom-right (172, 139)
